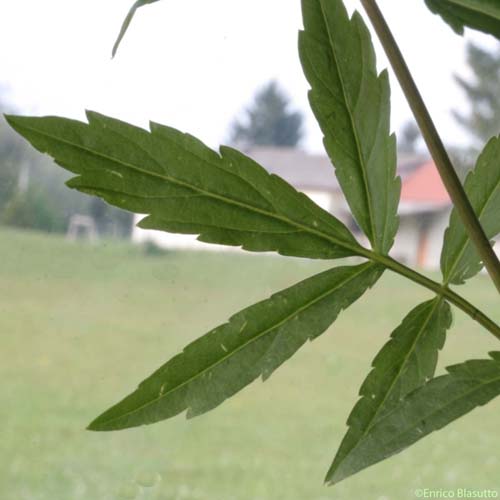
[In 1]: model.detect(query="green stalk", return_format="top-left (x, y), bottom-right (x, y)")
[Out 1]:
top-left (357, 248), bottom-right (500, 341)
top-left (359, 0), bottom-right (500, 295)
top-left (381, 256), bottom-right (500, 340)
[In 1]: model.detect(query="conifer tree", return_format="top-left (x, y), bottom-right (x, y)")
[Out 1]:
top-left (230, 81), bottom-right (304, 147)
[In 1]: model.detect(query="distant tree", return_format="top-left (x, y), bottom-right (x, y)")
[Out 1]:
top-left (453, 41), bottom-right (500, 156)
top-left (88, 198), bottom-right (133, 238)
top-left (398, 120), bottom-right (422, 154)
top-left (229, 81), bottom-right (304, 147)
top-left (0, 96), bottom-right (27, 212)
top-left (0, 93), bottom-right (133, 236)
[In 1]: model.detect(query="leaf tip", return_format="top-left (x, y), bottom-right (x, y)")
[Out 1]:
top-left (86, 416), bottom-right (105, 432)
top-left (86, 409), bottom-right (121, 432)
top-left (4, 113), bottom-right (19, 129)
top-left (111, 0), bottom-right (162, 58)
top-left (3, 114), bottom-right (34, 137)
top-left (84, 110), bottom-right (105, 126)
top-left (324, 464), bottom-right (345, 487)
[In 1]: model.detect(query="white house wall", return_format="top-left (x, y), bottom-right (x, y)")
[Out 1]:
top-left (391, 215), bottom-right (420, 266)
top-left (389, 208), bottom-right (451, 269)
top-left (423, 208), bottom-right (451, 270)
top-left (132, 214), bottom-right (238, 252)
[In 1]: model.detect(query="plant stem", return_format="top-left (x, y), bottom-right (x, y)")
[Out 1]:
top-left (356, 247), bottom-right (500, 341)
top-left (359, 0), bottom-right (500, 295)
top-left (380, 255), bottom-right (500, 340)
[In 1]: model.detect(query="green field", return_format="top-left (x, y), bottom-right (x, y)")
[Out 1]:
top-left (1, 228), bottom-right (499, 500)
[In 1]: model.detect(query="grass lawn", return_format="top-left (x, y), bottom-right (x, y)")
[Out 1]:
top-left (1, 227), bottom-right (499, 500)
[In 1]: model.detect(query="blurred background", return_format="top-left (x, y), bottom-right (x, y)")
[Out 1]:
top-left (1, 1), bottom-right (499, 499)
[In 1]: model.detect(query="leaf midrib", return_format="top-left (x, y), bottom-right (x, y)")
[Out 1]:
top-left (15, 121), bottom-right (364, 257)
top-left (330, 366), bottom-right (500, 482)
top-left (364, 298), bottom-right (442, 432)
top-left (382, 369), bottom-right (500, 448)
top-left (319, 0), bottom-right (379, 251)
top-left (92, 263), bottom-right (377, 428)
top-left (74, 186), bottom-right (304, 234)
top-left (331, 297), bottom-right (442, 474)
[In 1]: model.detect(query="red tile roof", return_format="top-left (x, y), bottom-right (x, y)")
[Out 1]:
top-left (400, 160), bottom-right (451, 205)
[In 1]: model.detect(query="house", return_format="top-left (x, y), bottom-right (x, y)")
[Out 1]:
top-left (393, 160), bottom-right (451, 268)
top-left (132, 146), bottom-right (455, 269)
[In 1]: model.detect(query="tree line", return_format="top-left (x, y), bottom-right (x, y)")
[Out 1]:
top-left (0, 96), bottom-right (133, 237)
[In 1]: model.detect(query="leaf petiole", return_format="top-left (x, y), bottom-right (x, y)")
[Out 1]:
top-left (370, 252), bottom-right (500, 340)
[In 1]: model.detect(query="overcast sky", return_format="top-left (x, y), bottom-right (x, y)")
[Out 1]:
top-left (1, 0), bottom-right (498, 153)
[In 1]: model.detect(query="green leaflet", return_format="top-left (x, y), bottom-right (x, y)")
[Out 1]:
top-left (88, 263), bottom-right (383, 431)
top-left (425, 0), bottom-right (500, 39)
top-left (327, 298), bottom-right (452, 484)
top-left (328, 351), bottom-right (500, 481)
top-left (299, 0), bottom-right (400, 255)
top-left (112, 0), bottom-right (161, 57)
top-left (441, 136), bottom-right (500, 284)
top-left (5, 112), bottom-right (362, 260)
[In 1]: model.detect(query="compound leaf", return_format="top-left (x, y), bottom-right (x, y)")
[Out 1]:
top-left (112, 0), bottom-right (161, 57)
top-left (6, 112), bottom-right (362, 260)
top-left (88, 262), bottom-right (383, 431)
top-left (441, 136), bottom-right (500, 284)
top-left (299, 0), bottom-right (400, 254)
top-left (329, 351), bottom-right (500, 482)
top-left (425, 0), bottom-right (500, 39)
top-left (327, 298), bottom-right (452, 484)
